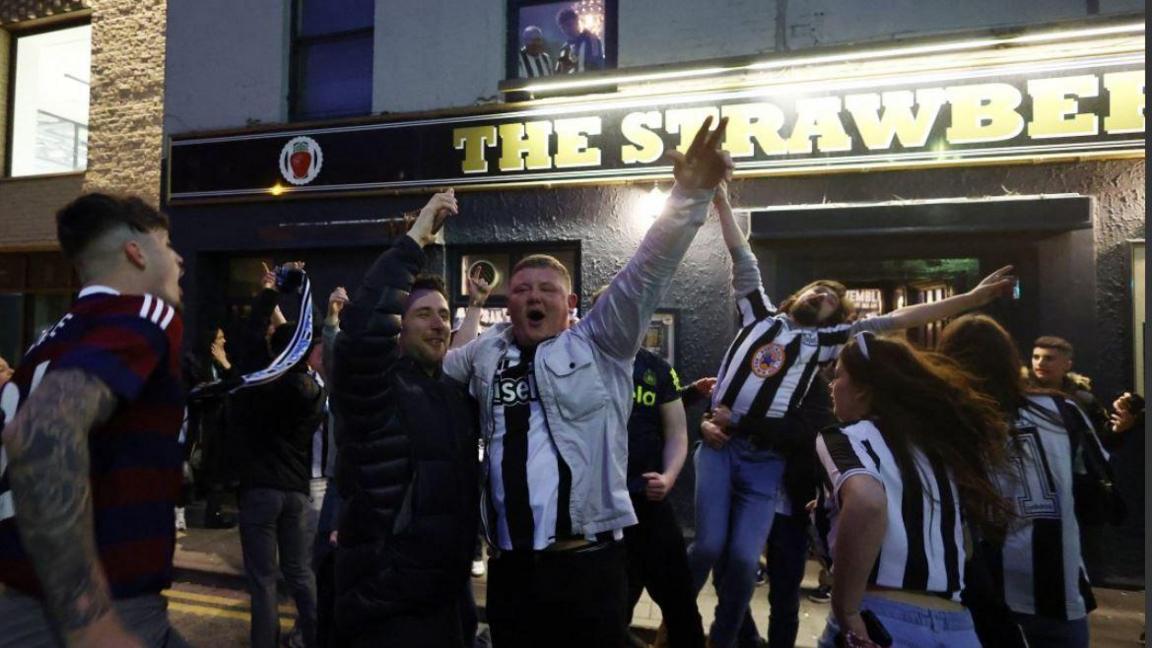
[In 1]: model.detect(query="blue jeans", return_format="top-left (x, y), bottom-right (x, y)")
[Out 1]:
top-left (733, 512), bottom-right (809, 648)
top-left (688, 437), bottom-right (785, 648)
top-left (816, 594), bottom-right (980, 648)
top-left (1014, 612), bottom-right (1089, 648)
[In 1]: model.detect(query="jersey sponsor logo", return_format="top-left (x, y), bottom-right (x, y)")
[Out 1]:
top-left (492, 373), bottom-right (539, 407)
top-left (642, 369), bottom-right (657, 387)
top-left (633, 385), bottom-right (657, 407)
top-left (750, 343), bottom-right (786, 378)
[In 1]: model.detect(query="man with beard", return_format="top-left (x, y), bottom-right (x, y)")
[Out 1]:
top-left (331, 190), bottom-right (481, 648)
top-left (442, 117), bottom-right (732, 647)
top-left (688, 181), bottom-right (1015, 648)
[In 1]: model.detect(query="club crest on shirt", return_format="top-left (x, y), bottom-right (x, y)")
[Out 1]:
top-left (643, 369), bottom-right (657, 387)
top-left (750, 343), bottom-right (786, 378)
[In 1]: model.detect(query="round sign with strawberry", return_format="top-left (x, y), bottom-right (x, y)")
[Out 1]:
top-left (278, 136), bottom-right (323, 186)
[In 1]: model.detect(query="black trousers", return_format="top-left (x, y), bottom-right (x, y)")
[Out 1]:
top-left (346, 582), bottom-right (476, 648)
top-left (624, 497), bottom-right (705, 648)
top-left (487, 540), bottom-right (628, 648)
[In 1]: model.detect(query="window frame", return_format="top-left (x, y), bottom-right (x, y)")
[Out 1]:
top-left (288, 0), bottom-right (375, 122)
top-left (4, 17), bottom-right (92, 179)
top-left (504, 0), bottom-right (618, 83)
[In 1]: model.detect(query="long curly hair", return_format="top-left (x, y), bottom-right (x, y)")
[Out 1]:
top-left (840, 333), bottom-right (1014, 539)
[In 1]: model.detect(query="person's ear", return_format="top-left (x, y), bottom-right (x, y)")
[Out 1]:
top-left (567, 293), bottom-right (578, 310)
top-left (123, 239), bottom-right (147, 270)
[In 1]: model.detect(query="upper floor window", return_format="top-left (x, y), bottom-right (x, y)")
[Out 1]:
top-left (9, 23), bottom-right (91, 177)
top-left (291, 0), bottom-right (374, 121)
top-left (508, 1), bottom-right (616, 81)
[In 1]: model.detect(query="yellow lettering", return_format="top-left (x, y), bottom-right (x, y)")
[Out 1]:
top-left (498, 121), bottom-right (553, 172)
top-left (845, 89), bottom-right (947, 150)
top-left (787, 97), bottom-right (852, 154)
top-left (945, 84), bottom-right (1024, 144)
top-left (553, 117), bottom-right (602, 168)
top-left (1027, 75), bottom-right (1099, 139)
top-left (453, 125), bottom-right (498, 174)
top-left (665, 108), bottom-right (721, 153)
top-left (621, 111), bottom-right (666, 164)
top-left (720, 103), bottom-right (787, 157)
top-left (1103, 70), bottom-right (1145, 134)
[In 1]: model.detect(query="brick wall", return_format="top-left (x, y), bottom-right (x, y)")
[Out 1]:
top-left (81, 0), bottom-right (166, 205)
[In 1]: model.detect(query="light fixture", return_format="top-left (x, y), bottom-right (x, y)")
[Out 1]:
top-left (269, 183), bottom-right (285, 196)
top-left (638, 186), bottom-right (670, 220)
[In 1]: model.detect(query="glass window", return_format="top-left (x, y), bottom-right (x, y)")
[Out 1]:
top-left (509, 1), bottom-right (615, 81)
top-left (292, 0), bottom-right (374, 121)
top-left (10, 24), bottom-right (91, 177)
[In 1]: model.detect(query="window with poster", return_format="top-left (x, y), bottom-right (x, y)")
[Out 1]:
top-left (506, 0), bottom-right (617, 81)
top-left (450, 244), bottom-right (581, 336)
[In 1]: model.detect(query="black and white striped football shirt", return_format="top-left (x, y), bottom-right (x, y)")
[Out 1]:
top-left (989, 395), bottom-right (1099, 620)
top-left (517, 49), bottom-right (552, 79)
top-left (816, 420), bottom-right (966, 597)
top-left (713, 247), bottom-right (895, 422)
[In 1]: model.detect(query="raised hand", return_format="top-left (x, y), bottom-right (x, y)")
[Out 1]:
top-left (408, 189), bottom-right (458, 247)
top-left (968, 265), bottom-right (1016, 305)
top-left (327, 286), bottom-right (349, 325)
top-left (689, 376), bottom-right (718, 399)
top-left (665, 116), bottom-right (732, 191)
top-left (466, 265), bottom-right (495, 308)
top-left (260, 262), bottom-right (276, 290)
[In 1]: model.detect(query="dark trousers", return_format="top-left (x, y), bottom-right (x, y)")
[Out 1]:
top-left (624, 497), bottom-right (705, 648)
top-left (731, 512), bottom-right (809, 648)
top-left (348, 582), bottom-right (476, 648)
top-left (239, 488), bottom-right (318, 648)
top-left (487, 540), bottom-right (627, 648)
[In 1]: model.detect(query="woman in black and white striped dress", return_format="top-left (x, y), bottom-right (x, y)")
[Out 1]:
top-left (815, 332), bottom-right (1012, 648)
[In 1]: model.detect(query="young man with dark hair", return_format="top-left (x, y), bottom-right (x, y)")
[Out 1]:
top-left (443, 117), bottom-right (732, 648)
top-left (1027, 336), bottom-right (1108, 434)
top-left (332, 190), bottom-right (481, 648)
top-left (554, 7), bottom-right (604, 73)
top-left (0, 192), bottom-right (187, 647)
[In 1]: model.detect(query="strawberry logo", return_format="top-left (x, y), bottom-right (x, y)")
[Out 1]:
top-left (278, 136), bottom-right (323, 186)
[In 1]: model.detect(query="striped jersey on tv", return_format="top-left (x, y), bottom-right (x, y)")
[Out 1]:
top-left (713, 246), bottom-right (895, 422)
top-left (486, 343), bottom-right (621, 551)
top-left (517, 48), bottom-right (552, 78)
top-left (816, 420), bottom-right (966, 598)
top-left (0, 286), bottom-right (185, 599)
top-left (988, 395), bottom-right (1098, 620)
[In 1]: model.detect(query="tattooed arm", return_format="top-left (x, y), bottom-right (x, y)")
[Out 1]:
top-left (0, 369), bottom-right (143, 648)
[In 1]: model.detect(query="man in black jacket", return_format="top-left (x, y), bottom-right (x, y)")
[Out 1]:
top-left (231, 267), bottom-right (327, 648)
top-left (332, 189), bottom-right (480, 648)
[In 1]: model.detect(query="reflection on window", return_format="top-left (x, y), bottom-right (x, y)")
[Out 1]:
top-left (512, 1), bottom-right (612, 80)
top-left (11, 24), bottom-right (91, 177)
top-left (292, 0), bottom-right (374, 121)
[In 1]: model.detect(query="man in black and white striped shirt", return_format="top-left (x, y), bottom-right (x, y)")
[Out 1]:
top-left (689, 182), bottom-right (1015, 647)
top-left (517, 26), bottom-right (552, 79)
top-left (554, 9), bottom-right (604, 73)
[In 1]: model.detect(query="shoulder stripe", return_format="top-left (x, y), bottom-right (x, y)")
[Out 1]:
top-left (149, 299), bottom-right (165, 323)
top-left (158, 306), bottom-right (175, 331)
top-left (139, 295), bottom-right (153, 319)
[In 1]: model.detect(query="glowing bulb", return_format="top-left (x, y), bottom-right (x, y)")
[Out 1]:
top-left (270, 183), bottom-right (284, 196)
top-left (639, 187), bottom-right (670, 220)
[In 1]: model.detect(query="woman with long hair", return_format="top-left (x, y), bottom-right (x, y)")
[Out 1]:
top-left (939, 314), bottom-right (1106, 648)
top-left (815, 331), bottom-right (1011, 648)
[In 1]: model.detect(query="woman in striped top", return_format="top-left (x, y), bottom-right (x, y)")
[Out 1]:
top-left (815, 332), bottom-right (1011, 648)
top-left (939, 315), bottom-right (1107, 648)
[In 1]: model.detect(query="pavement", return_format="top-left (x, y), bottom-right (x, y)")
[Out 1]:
top-left (172, 512), bottom-right (1147, 647)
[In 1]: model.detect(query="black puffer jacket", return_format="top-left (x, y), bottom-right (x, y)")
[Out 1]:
top-left (332, 235), bottom-right (479, 631)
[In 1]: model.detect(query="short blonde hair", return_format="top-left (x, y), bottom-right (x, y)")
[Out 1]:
top-left (511, 254), bottom-right (572, 292)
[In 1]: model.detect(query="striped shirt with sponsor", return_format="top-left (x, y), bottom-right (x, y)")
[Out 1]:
top-left (557, 31), bottom-right (604, 73)
top-left (0, 286), bottom-right (184, 599)
top-left (517, 48), bottom-right (552, 78)
top-left (991, 395), bottom-right (1098, 620)
top-left (713, 247), bottom-right (894, 423)
top-left (816, 420), bottom-right (966, 598)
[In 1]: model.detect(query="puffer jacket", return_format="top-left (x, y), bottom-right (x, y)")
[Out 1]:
top-left (331, 235), bottom-right (479, 630)
top-left (443, 185), bottom-right (712, 542)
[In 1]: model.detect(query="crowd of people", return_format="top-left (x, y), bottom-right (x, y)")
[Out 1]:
top-left (0, 116), bottom-right (1144, 648)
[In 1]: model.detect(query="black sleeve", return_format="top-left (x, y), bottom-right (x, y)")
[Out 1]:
top-left (655, 356), bottom-right (681, 405)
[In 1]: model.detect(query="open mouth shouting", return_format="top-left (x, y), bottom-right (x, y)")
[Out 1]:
top-left (526, 308), bottom-right (547, 324)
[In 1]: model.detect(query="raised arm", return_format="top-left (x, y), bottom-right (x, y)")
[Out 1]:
top-left (580, 117), bottom-right (733, 360)
top-left (876, 266), bottom-right (1015, 331)
top-left (1, 370), bottom-right (142, 648)
top-left (713, 181), bottom-right (773, 325)
top-left (451, 265), bottom-right (494, 349)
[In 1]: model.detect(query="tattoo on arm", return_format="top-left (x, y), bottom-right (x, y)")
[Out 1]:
top-left (1, 369), bottom-right (119, 638)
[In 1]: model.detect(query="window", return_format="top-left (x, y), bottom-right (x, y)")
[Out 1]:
top-left (507, 0), bottom-right (616, 81)
top-left (290, 0), bottom-right (374, 121)
top-left (9, 24), bottom-right (91, 177)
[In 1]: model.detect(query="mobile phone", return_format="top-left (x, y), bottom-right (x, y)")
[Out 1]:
top-left (1011, 278), bottom-right (1021, 301)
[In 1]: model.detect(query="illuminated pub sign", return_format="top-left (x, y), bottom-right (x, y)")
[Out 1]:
top-left (167, 54), bottom-right (1144, 202)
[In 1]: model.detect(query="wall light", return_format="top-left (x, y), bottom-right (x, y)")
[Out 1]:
top-left (638, 186), bottom-right (670, 220)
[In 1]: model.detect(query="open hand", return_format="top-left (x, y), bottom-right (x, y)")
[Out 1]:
top-left (689, 377), bottom-right (717, 399)
top-left (467, 265), bottom-right (495, 307)
top-left (665, 116), bottom-right (732, 191)
top-left (409, 189), bottom-right (458, 247)
top-left (969, 265), bottom-right (1015, 305)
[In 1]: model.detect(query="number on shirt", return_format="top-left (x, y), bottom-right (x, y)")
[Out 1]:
top-left (1009, 426), bottom-right (1060, 518)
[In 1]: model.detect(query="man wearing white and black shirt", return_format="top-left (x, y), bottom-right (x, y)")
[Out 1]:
top-left (517, 26), bottom-right (552, 79)
top-left (444, 117), bottom-right (732, 647)
top-left (554, 8), bottom-right (605, 73)
top-left (693, 183), bottom-right (1015, 648)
